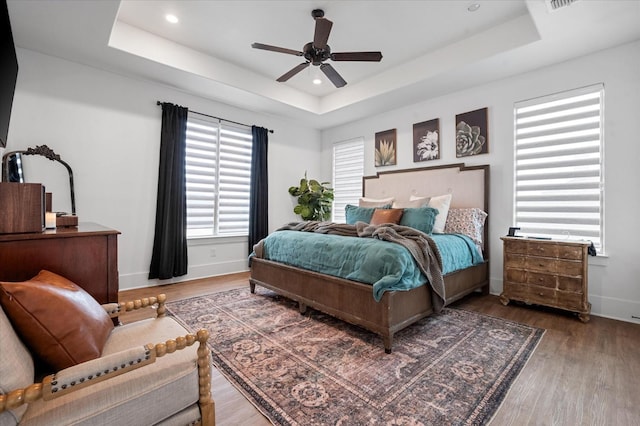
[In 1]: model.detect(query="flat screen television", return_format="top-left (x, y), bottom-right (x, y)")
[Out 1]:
top-left (0, 0), bottom-right (19, 148)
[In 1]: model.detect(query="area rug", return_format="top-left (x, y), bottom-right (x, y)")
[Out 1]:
top-left (167, 287), bottom-right (544, 426)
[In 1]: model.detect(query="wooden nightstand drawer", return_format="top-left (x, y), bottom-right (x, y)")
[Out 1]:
top-left (504, 282), bottom-right (556, 305)
top-left (526, 271), bottom-right (557, 288)
top-left (508, 253), bottom-right (584, 276)
top-left (500, 236), bottom-right (590, 322)
top-left (504, 253), bottom-right (526, 269)
top-left (506, 269), bottom-right (557, 289)
top-left (557, 276), bottom-right (583, 292)
top-left (504, 240), bottom-right (528, 255)
top-left (505, 268), bottom-right (526, 283)
top-left (557, 291), bottom-right (587, 311)
top-left (504, 282), bottom-right (585, 312)
top-left (524, 257), bottom-right (583, 276)
top-left (504, 239), bottom-right (584, 260)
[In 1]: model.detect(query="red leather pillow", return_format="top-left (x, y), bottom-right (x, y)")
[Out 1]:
top-left (370, 208), bottom-right (404, 225)
top-left (0, 270), bottom-right (114, 370)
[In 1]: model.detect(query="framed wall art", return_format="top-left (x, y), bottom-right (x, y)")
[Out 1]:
top-left (374, 128), bottom-right (397, 167)
top-left (413, 118), bottom-right (440, 162)
top-left (456, 107), bottom-right (488, 157)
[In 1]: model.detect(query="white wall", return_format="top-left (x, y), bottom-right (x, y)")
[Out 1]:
top-left (3, 49), bottom-right (321, 290)
top-left (321, 40), bottom-right (640, 324)
top-left (4, 41), bottom-right (639, 323)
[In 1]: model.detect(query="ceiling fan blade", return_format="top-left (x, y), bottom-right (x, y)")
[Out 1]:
top-left (276, 62), bottom-right (310, 82)
top-left (313, 18), bottom-right (333, 49)
top-left (252, 42), bottom-right (303, 56)
top-left (331, 52), bottom-right (383, 62)
top-left (320, 63), bottom-right (347, 88)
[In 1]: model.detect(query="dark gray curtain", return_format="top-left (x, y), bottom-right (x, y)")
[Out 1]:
top-left (248, 126), bottom-right (269, 255)
top-left (149, 103), bottom-right (188, 279)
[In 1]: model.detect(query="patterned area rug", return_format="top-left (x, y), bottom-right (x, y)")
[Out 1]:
top-left (167, 287), bottom-right (544, 426)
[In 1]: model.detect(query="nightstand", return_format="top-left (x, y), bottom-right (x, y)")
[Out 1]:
top-left (500, 236), bottom-right (591, 322)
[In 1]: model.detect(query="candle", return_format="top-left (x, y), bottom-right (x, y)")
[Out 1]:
top-left (45, 212), bottom-right (56, 229)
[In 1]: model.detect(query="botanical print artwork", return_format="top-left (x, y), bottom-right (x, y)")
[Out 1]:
top-left (413, 119), bottom-right (440, 162)
top-left (456, 107), bottom-right (488, 157)
top-left (375, 128), bottom-right (397, 167)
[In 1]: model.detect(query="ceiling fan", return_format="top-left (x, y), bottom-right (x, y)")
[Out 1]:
top-left (251, 9), bottom-right (383, 88)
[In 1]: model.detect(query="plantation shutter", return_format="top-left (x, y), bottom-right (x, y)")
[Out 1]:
top-left (218, 123), bottom-right (252, 234)
top-left (185, 116), bottom-right (217, 237)
top-left (332, 137), bottom-right (364, 223)
top-left (185, 114), bottom-right (252, 237)
top-left (514, 84), bottom-right (604, 252)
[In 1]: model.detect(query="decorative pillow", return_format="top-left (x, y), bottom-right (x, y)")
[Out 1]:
top-left (445, 208), bottom-right (488, 247)
top-left (345, 204), bottom-right (391, 224)
top-left (426, 194), bottom-right (452, 234)
top-left (399, 207), bottom-right (439, 234)
top-left (370, 208), bottom-right (404, 225)
top-left (359, 197), bottom-right (395, 208)
top-left (0, 270), bottom-right (114, 370)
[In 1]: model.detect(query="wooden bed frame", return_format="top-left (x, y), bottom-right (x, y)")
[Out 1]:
top-left (250, 163), bottom-right (489, 353)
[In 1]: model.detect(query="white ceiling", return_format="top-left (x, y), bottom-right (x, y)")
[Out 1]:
top-left (7, 0), bottom-right (640, 130)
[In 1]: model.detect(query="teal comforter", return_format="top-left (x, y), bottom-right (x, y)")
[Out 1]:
top-left (255, 228), bottom-right (483, 301)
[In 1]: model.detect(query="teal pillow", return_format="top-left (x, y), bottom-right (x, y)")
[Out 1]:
top-left (345, 204), bottom-right (390, 224)
top-left (399, 207), bottom-right (439, 234)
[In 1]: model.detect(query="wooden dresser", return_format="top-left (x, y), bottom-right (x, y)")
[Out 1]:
top-left (500, 236), bottom-right (591, 322)
top-left (0, 223), bottom-right (119, 304)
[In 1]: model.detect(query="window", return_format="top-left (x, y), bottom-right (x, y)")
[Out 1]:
top-left (332, 137), bottom-right (364, 223)
top-left (514, 84), bottom-right (604, 252)
top-left (185, 114), bottom-right (253, 238)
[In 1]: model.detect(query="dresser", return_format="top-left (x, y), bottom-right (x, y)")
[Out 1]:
top-left (0, 223), bottom-right (119, 304)
top-left (500, 236), bottom-right (590, 322)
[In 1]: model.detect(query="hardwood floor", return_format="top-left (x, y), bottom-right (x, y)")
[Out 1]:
top-left (119, 273), bottom-right (640, 426)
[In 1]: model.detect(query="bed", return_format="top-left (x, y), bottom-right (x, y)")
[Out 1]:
top-left (250, 163), bottom-right (489, 353)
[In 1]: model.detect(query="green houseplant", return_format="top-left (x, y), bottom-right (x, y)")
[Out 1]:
top-left (288, 173), bottom-right (334, 221)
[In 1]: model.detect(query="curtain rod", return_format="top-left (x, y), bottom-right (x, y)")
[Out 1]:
top-left (156, 101), bottom-right (273, 133)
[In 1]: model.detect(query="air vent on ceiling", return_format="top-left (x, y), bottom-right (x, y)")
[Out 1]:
top-left (546, 0), bottom-right (579, 12)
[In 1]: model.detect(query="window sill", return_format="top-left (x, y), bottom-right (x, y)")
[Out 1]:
top-left (589, 254), bottom-right (608, 267)
top-left (187, 235), bottom-right (247, 246)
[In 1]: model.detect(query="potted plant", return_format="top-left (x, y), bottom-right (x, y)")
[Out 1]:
top-left (288, 173), bottom-right (334, 221)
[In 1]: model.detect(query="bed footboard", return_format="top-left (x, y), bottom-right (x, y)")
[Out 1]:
top-left (250, 257), bottom-right (433, 353)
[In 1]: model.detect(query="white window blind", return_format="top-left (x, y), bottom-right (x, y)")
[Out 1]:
top-left (514, 84), bottom-right (604, 252)
top-left (332, 137), bottom-right (364, 223)
top-left (185, 114), bottom-right (253, 238)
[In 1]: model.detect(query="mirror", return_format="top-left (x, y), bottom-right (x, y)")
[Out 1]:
top-left (2, 145), bottom-right (76, 215)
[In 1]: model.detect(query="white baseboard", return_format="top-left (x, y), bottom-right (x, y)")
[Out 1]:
top-left (588, 294), bottom-right (640, 324)
top-left (119, 260), bottom-right (249, 291)
top-left (490, 278), bottom-right (640, 325)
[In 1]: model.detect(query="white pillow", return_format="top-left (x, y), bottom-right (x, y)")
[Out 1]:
top-left (426, 194), bottom-right (452, 233)
top-left (392, 198), bottom-right (426, 208)
top-left (359, 197), bottom-right (394, 208)
top-left (408, 195), bottom-right (430, 206)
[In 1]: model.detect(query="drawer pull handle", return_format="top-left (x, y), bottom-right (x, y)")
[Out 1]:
top-left (539, 292), bottom-right (544, 296)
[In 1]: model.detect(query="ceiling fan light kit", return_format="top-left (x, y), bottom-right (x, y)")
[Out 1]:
top-left (251, 9), bottom-right (383, 88)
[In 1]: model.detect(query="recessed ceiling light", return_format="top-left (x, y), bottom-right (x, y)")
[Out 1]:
top-left (467, 3), bottom-right (481, 12)
top-left (312, 78), bottom-right (322, 85)
top-left (165, 14), bottom-right (179, 24)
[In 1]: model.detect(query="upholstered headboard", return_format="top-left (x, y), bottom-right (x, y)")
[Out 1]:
top-left (363, 163), bottom-right (490, 256)
top-left (363, 163), bottom-right (488, 211)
